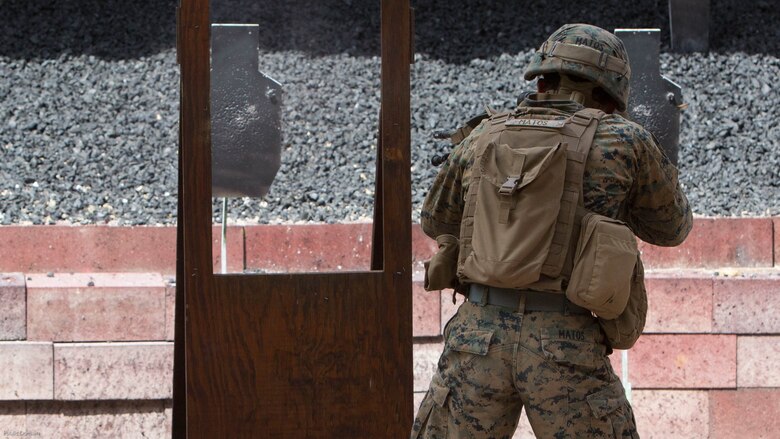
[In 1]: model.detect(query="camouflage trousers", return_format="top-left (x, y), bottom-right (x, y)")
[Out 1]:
top-left (411, 299), bottom-right (638, 438)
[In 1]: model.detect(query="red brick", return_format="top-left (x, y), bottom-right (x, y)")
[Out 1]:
top-left (775, 218), bottom-right (779, 267)
top-left (737, 336), bottom-right (780, 387)
top-left (710, 389), bottom-right (780, 438)
top-left (0, 273), bottom-right (26, 340)
top-left (164, 282), bottom-right (176, 341)
top-left (27, 273), bottom-right (166, 342)
top-left (413, 282), bottom-right (440, 337)
top-left (54, 342), bottom-right (173, 400)
top-left (209, 225), bottom-right (245, 273)
top-left (0, 225), bottom-right (243, 274)
top-left (413, 342), bottom-right (443, 392)
top-left (609, 335), bottom-right (736, 389)
top-left (639, 218), bottom-right (773, 269)
top-left (245, 223), bottom-right (372, 272)
top-left (632, 390), bottom-right (709, 439)
top-left (0, 342), bottom-right (53, 400)
top-left (0, 226), bottom-right (176, 273)
top-left (714, 277), bottom-right (780, 333)
top-left (412, 224), bottom-right (438, 270)
top-left (26, 401), bottom-right (168, 438)
top-left (644, 275), bottom-right (713, 333)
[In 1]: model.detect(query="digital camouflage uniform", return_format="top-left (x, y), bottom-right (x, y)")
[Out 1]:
top-left (413, 24), bottom-right (692, 439)
top-left (420, 98), bottom-right (692, 245)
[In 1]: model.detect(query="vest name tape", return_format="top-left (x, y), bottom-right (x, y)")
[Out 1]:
top-left (505, 118), bottom-right (566, 128)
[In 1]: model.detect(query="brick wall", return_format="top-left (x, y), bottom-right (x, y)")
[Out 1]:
top-left (0, 218), bottom-right (778, 438)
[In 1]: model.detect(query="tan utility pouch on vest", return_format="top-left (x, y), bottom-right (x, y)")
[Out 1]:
top-left (459, 141), bottom-right (567, 287)
top-left (598, 255), bottom-right (647, 349)
top-left (457, 108), bottom-right (604, 289)
top-left (567, 212), bottom-right (639, 319)
top-left (424, 234), bottom-right (460, 291)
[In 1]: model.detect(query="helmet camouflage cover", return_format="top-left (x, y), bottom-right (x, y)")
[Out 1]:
top-left (524, 24), bottom-right (631, 111)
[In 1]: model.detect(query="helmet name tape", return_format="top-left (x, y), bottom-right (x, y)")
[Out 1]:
top-left (573, 37), bottom-right (605, 51)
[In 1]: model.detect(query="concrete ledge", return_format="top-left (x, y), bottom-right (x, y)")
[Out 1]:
top-left (27, 273), bottom-right (167, 342)
top-left (0, 273), bottom-right (26, 340)
top-left (0, 342), bottom-right (53, 400)
top-left (54, 342), bottom-right (173, 400)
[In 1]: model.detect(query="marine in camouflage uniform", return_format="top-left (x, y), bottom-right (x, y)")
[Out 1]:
top-left (413, 24), bottom-right (692, 438)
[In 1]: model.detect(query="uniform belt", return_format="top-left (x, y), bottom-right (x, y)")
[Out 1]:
top-left (468, 284), bottom-right (591, 315)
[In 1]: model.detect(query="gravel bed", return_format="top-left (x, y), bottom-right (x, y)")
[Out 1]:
top-left (1, 0), bottom-right (778, 225)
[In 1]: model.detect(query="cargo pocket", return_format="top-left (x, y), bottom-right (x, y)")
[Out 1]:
top-left (585, 384), bottom-right (638, 438)
top-left (411, 378), bottom-right (451, 439)
top-left (448, 330), bottom-right (493, 356)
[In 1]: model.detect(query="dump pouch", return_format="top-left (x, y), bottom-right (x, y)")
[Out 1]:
top-left (566, 212), bottom-right (638, 319)
top-left (598, 255), bottom-right (647, 350)
top-left (424, 234), bottom-right (461, 291)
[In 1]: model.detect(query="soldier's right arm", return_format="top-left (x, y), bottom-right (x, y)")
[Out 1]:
top-left (625, 127), bottom-right (693, 247)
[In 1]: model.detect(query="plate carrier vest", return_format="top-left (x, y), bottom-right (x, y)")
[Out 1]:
top-left (456, 106), bottom-right (606, 292)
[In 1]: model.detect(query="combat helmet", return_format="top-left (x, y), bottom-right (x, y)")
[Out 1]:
top-left (524, 24), bottom-right (631, 111)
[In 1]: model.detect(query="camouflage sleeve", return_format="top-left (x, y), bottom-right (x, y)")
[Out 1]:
top-left (420, 122), bottom-right (486, 239)
top-left (624, 126), bottom-right (693, 246)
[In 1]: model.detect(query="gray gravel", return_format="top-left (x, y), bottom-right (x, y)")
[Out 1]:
top-left (1, 0), bottom-right (778, 225)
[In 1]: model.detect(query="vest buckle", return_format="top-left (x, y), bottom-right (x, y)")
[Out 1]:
top-left (498, 176), bottom-right (522, 196)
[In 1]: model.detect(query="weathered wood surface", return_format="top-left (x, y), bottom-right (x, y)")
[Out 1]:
top-left (176, 0), bottom-right (413, 436)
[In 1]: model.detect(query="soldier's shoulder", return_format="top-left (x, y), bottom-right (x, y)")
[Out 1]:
top-left (597, 113), bottom-right (655, 144)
